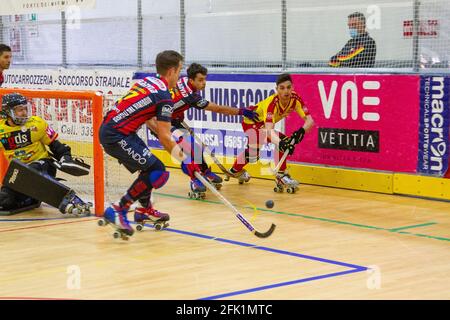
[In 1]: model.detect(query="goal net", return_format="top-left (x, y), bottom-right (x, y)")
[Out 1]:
top-left (0, 88), bottom-right (135, 216)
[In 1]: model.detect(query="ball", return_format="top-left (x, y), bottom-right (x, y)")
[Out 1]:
top-left (265, 200), bottom-right (274, 209)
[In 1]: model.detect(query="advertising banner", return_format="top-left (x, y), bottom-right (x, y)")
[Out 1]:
top-left (287, 74), bottom-right (421, 173)
top-left (134, 73), bottom-right (279, 161)
top-left (2, 68), bottom-right (133, 142)
top-left (0, 0), bottom-right (96, 15)
top-left (417, 75), bottom-right (450, 176)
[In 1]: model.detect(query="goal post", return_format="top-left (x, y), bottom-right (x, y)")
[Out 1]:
top-left (0, 88), bottom-right (105, 216)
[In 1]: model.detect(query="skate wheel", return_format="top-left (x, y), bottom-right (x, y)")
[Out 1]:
top-left (113, 231), bottom-right (120, 239)
top-left (273, 186), bottom-right (282, 193)
top-left (136, 224), bottom-right (144, 232)
top-left (154, 223), bottom-right (162, 231)
top-left (98, 219), bottom-right (105, 226)
top-left (287, 187), bottom-right (295, 194)
top-left (215, 184), bottom-right (222, 190)
top-left (238, 180), bottom-right (244, 185)
top-left (224, 176), bottom-right (230, 181)
top-left (200, 193), bottom-right (206, 199)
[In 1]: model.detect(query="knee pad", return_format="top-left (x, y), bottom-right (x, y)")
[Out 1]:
top-left (143, 159), bottom-right (169, 190)
top-left (149, 170), bottom-right (170, 189)
top-left (245, 146), bottom-right (260, 164)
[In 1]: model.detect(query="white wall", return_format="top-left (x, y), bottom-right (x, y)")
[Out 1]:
top-left (142, 0), bottom-right (180, 66)
top-left (2, 0), bottom-right (449, 68)
top-left (287, 0), bottom-right (414, 62)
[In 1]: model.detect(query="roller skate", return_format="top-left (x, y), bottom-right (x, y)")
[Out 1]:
top-left (230, 169), bottom-right (251, 185)
top-left (203, 167), bottom-right (223, 190)
top-left (58, 190), bottom-right (92, 217)
top-left (274, 171), bottom-right (299, 194)
top-left (134, 206), bottom-right (170, 232)
top-left (97, 204), bottom-right (134, 240)
top-left (188, 178), bottom-right (206, 200)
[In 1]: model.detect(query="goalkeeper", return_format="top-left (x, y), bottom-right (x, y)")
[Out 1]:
top-left (0, 93), bottom-right (90, 213)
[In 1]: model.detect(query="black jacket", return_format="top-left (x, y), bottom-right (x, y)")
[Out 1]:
top-left (329, 32), bottom-right (376, 67)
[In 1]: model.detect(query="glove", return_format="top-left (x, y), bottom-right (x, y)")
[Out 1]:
top-left (239, 107), bottom-right (259, 122)
top-left (54, 155), bottom-right (90, 176)
top-left (181, 161), bottom-right (202, 179)
top-left (278, 136), bottom-right (295, 155)
top-left (291, 127), bottom-right (305, 144)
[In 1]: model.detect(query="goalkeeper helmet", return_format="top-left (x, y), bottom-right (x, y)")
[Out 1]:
top-left (1, 93), bottom-right (30, 125)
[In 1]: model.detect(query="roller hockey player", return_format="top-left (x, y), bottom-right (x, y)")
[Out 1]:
top-left (146, 63), bottom-right (259, 199)
top-left (98, 50), bottom-right (202, 240)
top-left (229, 73), bottom-right (314, 193)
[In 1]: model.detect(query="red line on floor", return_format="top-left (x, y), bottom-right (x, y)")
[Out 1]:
top-left (0, 218), bottom-right (97, 233)
top-left (0, 297), bottom-right (79, 300)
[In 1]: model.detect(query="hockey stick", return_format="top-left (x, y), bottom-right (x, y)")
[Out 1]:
top-left (272, 146), bottom-right (290, 174)
top-left (270, 130), bottom-right (303, 175)
top-left (180, 121), bottom-right (239, 179)
top-left (194, 171), bottom-right (276, 238)
top-left (270, 133), bottom-right (303, 193)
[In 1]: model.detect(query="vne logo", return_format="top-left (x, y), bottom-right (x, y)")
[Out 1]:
top-left (318, 80), bottom-right (381, 122)
top-left (317, 79), bottom-right (381, 153)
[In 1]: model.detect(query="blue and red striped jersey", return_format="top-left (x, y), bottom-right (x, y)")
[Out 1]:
top-left (103, 76), bottom-right (173, 135)
top-left (171, 77), bottom-right (209, 120)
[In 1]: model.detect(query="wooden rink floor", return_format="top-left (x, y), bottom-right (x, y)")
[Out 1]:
top-left (0, 168), bottom-right (449, 300)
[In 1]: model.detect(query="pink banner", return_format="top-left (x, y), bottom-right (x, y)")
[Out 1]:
top-left (287, 74), bottom-right (420, 172)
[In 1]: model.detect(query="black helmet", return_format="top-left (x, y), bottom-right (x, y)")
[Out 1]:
top-left (1, 93), bottom-right (30, 125)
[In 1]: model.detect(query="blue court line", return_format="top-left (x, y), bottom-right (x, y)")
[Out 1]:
top-left (1, 217), bottom-right (368, 299)
top-left (138, 222), bottom-right (368, 300)
top-left (148, 224), bottom-right (367, 270)
top-left (250, 246), bottom-right (366, 270)
top-left (200, 268), bottom-right (366, 300)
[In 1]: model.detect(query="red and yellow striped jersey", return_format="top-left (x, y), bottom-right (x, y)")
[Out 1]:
top-left (244, 91), bottom-right (310, 125)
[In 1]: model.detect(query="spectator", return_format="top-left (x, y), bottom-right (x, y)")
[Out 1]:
top-left (329, 12), bottom-right (376, 68)
top-left (0, 44), bottom-right (11, 87)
